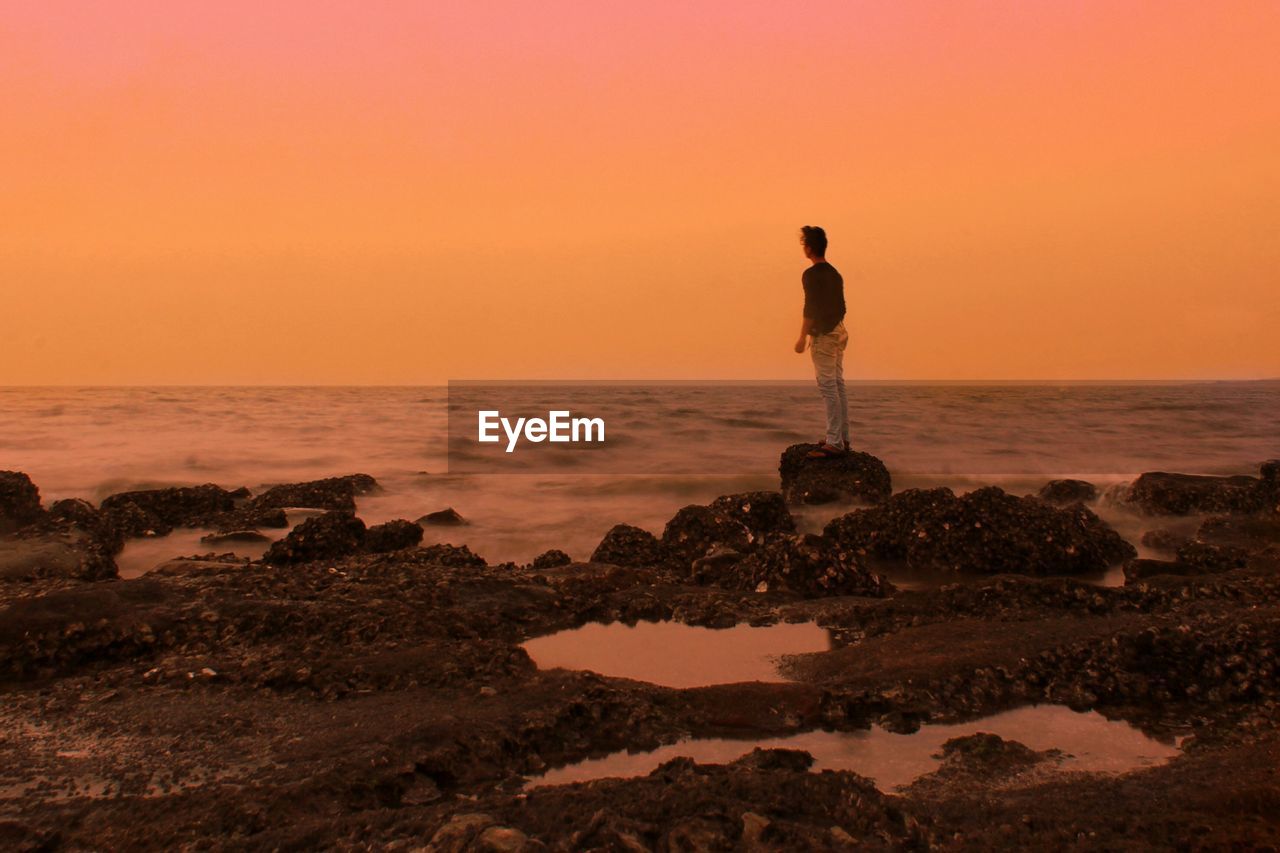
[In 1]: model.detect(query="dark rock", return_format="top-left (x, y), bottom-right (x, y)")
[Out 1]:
top-left (47, 498), bottom-right (99, 528)
top-left (416, 543), bottom-right (486, 568)
top-left (363, 519), bottom-right (424, 553)
top-left (590, 524), bottom-right (667, 568)
top-left (935, 733), bottom-right (1049, 774)
top-left (708, 491), bottom-right (796, 536)
top-left (1124, 471), bottom-right (1264, 515)
top-left (1196, 515), bottom-right (1280, 553)
top-left (825, 488), bottom-right (958, 561)
top-left (418, 507), bottom-right (468, 526)
top-left (661, 505), bottom-right (752, 564)
top-left (212, 504), bottom-right (289, 533)
top-left (1261, 459), bottom-right (1280, 509)
top-left (529, 549), bottom-right (572, 570)
top-left (253, 474), bottom-right (379, 512)
top-left (98, 501), bottom-right (167, 539)
top-left (1036, 479), bottom-right (1099, 505)
top-left (1174, 541), bottom-right (1249, 573)
top-left (199, 529), bottom-right (272, 545)
top-left (698, 533), bottom-right (892, 598)
top-left (826, 486), bottom-right (1135, 576)
top-left (263, 512), bottom-right (367, 564)
top-left (0, 533), bottom-right (117, 581)
top-left (1123, 557), bottom-right (1210, 583)
top-left (100, 483), bottom-right (238, 528)
top-left (0, 471), bottom-right (45, 533)
top-left (731, 747), bottom-right (815, 772)
top-left (1140, 528), bottom-right (1193, 553)
top-left (779, 444), bottom-right (892, 505)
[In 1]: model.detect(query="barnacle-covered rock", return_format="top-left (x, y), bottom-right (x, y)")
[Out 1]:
top-left (826, 486), bottom-right (1134, 576)
top-left (590, 524), bottom-right (666, 568)
top-left (1036, 479), bottom-right (1099, 505)
top-left (778, 444), bottom-right (892, 505)
top-left (697, 533), bottom-right (891, 598)
top-left (661, 505), bottom-right (752, 564)
top-left (263, 512), bottom-right (367, 564)
top-left (363, 519), bottom-right (424, 553)
top-left (253, 474), bottom-right (379, 513)
top-left (0, 471), bottom-right (46, 533)
top-left (708, 491), bottom-right (796, 537)
top-left (1123, 470), bottom-right (1264, 515)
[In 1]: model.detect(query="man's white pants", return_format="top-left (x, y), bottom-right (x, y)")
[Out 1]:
top-left (810, 321), bottom-right (849, 448)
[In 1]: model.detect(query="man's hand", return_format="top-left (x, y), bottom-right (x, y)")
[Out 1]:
top-left (794, 337), bottom-right (807, 354)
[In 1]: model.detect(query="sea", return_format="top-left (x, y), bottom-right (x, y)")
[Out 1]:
top-left (2, 383), bottom-right (1276, 581)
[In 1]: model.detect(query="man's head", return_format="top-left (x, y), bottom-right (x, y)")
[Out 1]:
top-left (800, 225), bottom-right (827, 260)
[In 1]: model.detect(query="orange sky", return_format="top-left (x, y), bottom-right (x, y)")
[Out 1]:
top-left (2, 1), bottom-right (1277, 383)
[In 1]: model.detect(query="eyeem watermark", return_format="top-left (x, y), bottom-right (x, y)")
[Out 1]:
top-left (477, 410), bottom-right (605, 453)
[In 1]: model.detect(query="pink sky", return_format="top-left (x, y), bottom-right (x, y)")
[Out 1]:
top-left (2, 1), bottom-right (1278, 383)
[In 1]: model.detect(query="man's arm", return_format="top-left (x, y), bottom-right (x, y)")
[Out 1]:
top-left (795, 273), bottom-right (814, 352)
top-left (794, 313), bottom-right (813, 353)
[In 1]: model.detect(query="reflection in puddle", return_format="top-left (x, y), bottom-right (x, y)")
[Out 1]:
top-left (528, 705), bottom-right (1181, 791)
top-left (521, 620), bottom-right (831, 688)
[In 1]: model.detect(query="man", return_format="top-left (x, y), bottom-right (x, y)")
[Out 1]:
top-left (792, 225), bottom-right (849, 458)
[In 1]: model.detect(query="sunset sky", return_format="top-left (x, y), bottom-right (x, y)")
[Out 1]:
top-left (2, 1), bottom-right (1277, 384)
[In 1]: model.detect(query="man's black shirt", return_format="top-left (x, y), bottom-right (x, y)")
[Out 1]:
top-left (802, 261), bottom-right (845, 335)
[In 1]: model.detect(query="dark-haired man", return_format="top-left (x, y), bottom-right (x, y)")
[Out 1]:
top-left (792, 225), bottom-right (849, 458)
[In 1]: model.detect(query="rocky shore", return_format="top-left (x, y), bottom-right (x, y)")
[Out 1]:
top-left (2, 447), bottom-right (1280, 849)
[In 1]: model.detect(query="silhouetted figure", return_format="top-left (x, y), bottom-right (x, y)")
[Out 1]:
top-left (792, 225), bottom-right (848, 458)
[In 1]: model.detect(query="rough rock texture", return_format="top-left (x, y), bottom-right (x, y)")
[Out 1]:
top-left (415, 543), bottom-right (486, 568)
top-left (1196, 515), bottom-right (1280, 553)
top-left (199, 530), bottom-right (271, 546)
top-left (1124, 470), bottom-right (1265, 515)
top-left (46, 498), bottom-right (100, 528)
top-left (529, 549), bottom-right (572, 571)
top-left (1257, 458), bottom-right (1280, 513)
top-left (211, 504), bottom-right (289, 534)
top-left (1123, 558), bottom-right (1201, 583)
top-left (1140, 528), bottom-right (1194, 553)
top-left (779, 444), bottom-right (892, 505)
top-left (1036, 479), bottom-right (1099, 505)
top-left (99, 483), bottom-right (238, 530)
top-left (661, 505), bottom-right (752, 564)
top-left (708, 491), bottom-right (796, 537)
top-left (697, 533), bottom-right (892, 598)
top-left (0, 533), bottom-right (118, 581)
top-left (1174, 541), bottom-right (1249, 574)
top-left (418, 507), bottom-right (468, 526)
top-left (263, 512), bottom-right (367, 564)
top-left (0, 471), bottom-right (45, 533)
top-left (589, 524), bottom-right (667, 568)
top-left (253, 474), bottom-right (379, 513)
top-left (363, 519), bottom-right (424, 553)
top-left (825, 486), bottom-right (1135, 576)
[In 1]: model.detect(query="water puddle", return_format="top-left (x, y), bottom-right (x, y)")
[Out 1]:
top-left (521, 620), bottom-right (831, 688)
top-left (527, 705), bottom-right (1181, 791)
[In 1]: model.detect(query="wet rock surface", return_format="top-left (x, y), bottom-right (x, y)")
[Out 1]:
top-left (252, 474), bottom-right (379, 513)
top-left (363, 519), bottom-right (424, 553)
top-left (0, 470), bottom-right (46, 534)
top-left (590, 523), bottom-right (666, 568)
top-left (263, 511), bottom-right (368, 564)
top-left (696, 533), bottom-right (892, 598)
top-left (1036, 478), bottom-right (1099, 505)
top-left (1124, 465), bottom-right (1271, 515)
top-left (825, 486), bottom-right (1136, 576)
top-left (779, 444), bottom-right (892, 505)
top-left (3, 477), bottom-right (1280, 848)
top-left (419, 507), bottom-right (469, 526)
